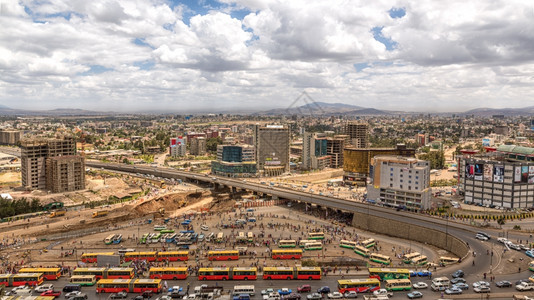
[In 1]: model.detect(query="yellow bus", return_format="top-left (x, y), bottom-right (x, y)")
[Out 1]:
top-left (81, 252), bottom-right (116, 263)
top-left (402, 252), bottom-right (420, 264)
top-left (308, 232), bottom-right (325, 240)
top-left (370, 253), bottom-right (391, 265)
top-left (439, 256), bottom-right (459, 266)
top-left (337, 278), bottom-right (381, 293)
top-left (354, 245), bottom-right (371, 258)
top-left (411, 255), bottom-right (427, 266)
top-left (279, 240), bottom-right (297, 248)
top-left (361, 239), bottom-right (376, 248)
top-left (384, 279), bottom-right (412, 291)
top-left (70, 275), bottom-right (97, 286)
top-left (18, 267), bottom-right (61, 280)
top-left (0, 273), bottom-right (44, 287)
top-left (340, 240), bottom-right (357, 249)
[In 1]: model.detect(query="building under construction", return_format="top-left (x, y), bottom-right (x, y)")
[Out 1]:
top-left (344, 121), bottom-right (369, 148)
top-left (21, 136), bottom-right (85, 192)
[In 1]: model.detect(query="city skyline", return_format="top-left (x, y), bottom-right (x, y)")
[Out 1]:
top-left (1, 0), bottom-right (533, 113)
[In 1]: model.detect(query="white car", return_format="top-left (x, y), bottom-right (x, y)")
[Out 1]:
top-left (343, 291), bottom-right (358, 298)
top-left (373, 289), bottom-right (393, 297)
top-left (475, 234), bottom-right (488, 241)
top-left (65, 291), bottom-right (83, 298)
top-left (498, 237), bottom-right (509, 244)
top-left (412, 282), bottom-right (428, 289)
top-left (327, 292), bottom-right (343, 299)
top-left (35, 284), bottom-right (54, 293)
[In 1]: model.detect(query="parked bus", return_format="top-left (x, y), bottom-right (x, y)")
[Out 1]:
top-left (81, 252), bottom-right (115, 263)
top-left (157, 251), bottom-right (189, 262)
top-left (368, 268), bottom-right (410, 281)
top-left (216, 232), bottom-right (224, 242)
top-left (337, 278), bottom-right (381, 293)
top-left (402, 252), bottom-right (420, 264)
top-left (439, 256), bottom-right (459, 266)
top-left (70, 275), bottom-right (97, 286)
top-left (278, 240), bottom-right (296, 248)
top-left (370, 254), bottom-right (391, 265)
top-left (271, 249), bottom-right (303, 259)
top-left (340, 240), bottom-right (357, 249)
top-left (308, 232), bottom-right (325, 240)
top-left (72, 268), bottom-right (134, 280)
top-left (530, 261), bottom-right (534, 272)
top-left (118, 249), bottom-right (136, 256)
top-left (124, 252), bottom-right (158, 262)
top-left (207, 250), bottom-right (239, 261)
top-left (298, 240), bottom-right (314, 248)
top-left (140, 234), bottom-right (149, 244)
top-left (96, 278), bottom-right (162, 293)
top-left (233, 285), bottom-right (255, 296)
top-left (262, 267), bottom-right (321, 280)
top-left (18, 267), bottom-right (61, 280)
top-left (237, 232), bottom-right (246, 241)
top-left (92, 211), bottom-right (109, 218)
top-left (198, 267), bottom-right (257, 281)
top-left (411, 255), bottom-right (427, 266)
top-left (361, 239), bottom-right (376, 248)
top-left (0, 273), bottom-right (44, 287)
top-left (384, 279), bottom-right (411, 291)
top-left (49, 210), bottom-right (66, 218)
top-left (354, 245), bottom-right (371, 258)
top-left (104, 234), bottom-right (115, 245)
top-left (154, 225), bottom-right (166, 231)
top-left (113, 234), bottom-right (122, 244)
top-left (304, 242), bottom-right (323, 251)
top-left (149, 267), bottom-right (188, 280)
top-left (247, 232), bottom-right (254, 242)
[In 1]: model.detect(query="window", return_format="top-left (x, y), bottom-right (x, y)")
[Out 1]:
top-left (390, 168), bottom-right (393, 171)
top-left (390, 184), bottom-right (393, 187)
top-left (400, 179), bottom-right (403, 182)
top-left (409, 175), bottom-right (412, 178)
top-left (409, 181), bottom-right (412, 184)
top-left (416, 176), bottom-right (419, 179)
top-left (400, 174), bottom-right (403, 177)
top-left (400, 185), bottom-right (403, 189)
top-left (408, 186), bottom-right (411, 190)
top-left (415, 187), bottom-right (418, 190)
top-left (415, 182), bottom-right (418, 185)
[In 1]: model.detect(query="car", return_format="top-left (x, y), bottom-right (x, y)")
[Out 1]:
top-left (169, 290), bottom-right (186, 299)
top-left (307, 293), bottom-right (322, 300)
top-left (262, 289), bottom-right (275, 295)
top-left (317, 287), bottom-right (330, 294)
top-left (286, 293), bottom-right (301, 300)
top-left (444, 287), bottom-right (463, 295)
top-left (65, 291), bottom-right (83, 298)
top-left (278, 289), bottom-right (292, 295)
top-left (526, 250), bottom-right (534, 258)
top-left (35, 284), bottom-right (54, 293)
top-left (133, 296), bottom-right (145, 300)
top-left (67, 295), bottom-right (88, 300)
top-left (451, 277), bottom-right (466, 284)
top-left (474, 286), bottom-right (491, 293)
top-left (155, 297), bottom-right (173, 300)
top-left (510, 243), bottom-right (522, 251)
top-left (472, 281), bottom-right (490, 289)
top-left (496, 280), bottom-right (512, 288)
top-left (475, 234), bottom-right (488, 241)
top-left (452, 283), bottom-right (469, 290)
top-left (111, 292), bottom-right (129, 299)
top-left (373, 289), bottom-right (393, 297)
top-left (297, 285), bottom-right (311, 293)
top-left (267, 292), bottom-right (281, 300)
top-left (327, 292), bottom-right (343, 299)
top-left (343, 291), bottom-right (358, 298)
top-left (412, 282), bottom-right (428, 289)
top-left (409, 271), bottom-right (418, 277)
top-left (451, 270), bottom-right (464, 278)
top-left (417, 270), bottom-right (431, 277)
top-left (142, 290), bottom-right (154, 298)
top-left (521, 244), bottom-right (530, 251)
top-left (407, 291), bottom-right (423, 299)
top-left (498, 237), bottom-right (508, 244)
top-left (41, 290), bottom-right (62, 297)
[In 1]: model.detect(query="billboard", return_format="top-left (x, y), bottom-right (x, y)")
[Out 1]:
top-left (514, 166), bottom-right (522, 183)
top-left (529, 166), bottom-right (534, 184)
top-left (483, 164), bottom-right (493, 181)
top-left (465, 164), bottom-right (474, 179)
top-left (522, 166), bottom-right (529, 183)
top-left (493, 165), bottom-right (504, 183)
top-left (474, 163), bottom-right (484, 181)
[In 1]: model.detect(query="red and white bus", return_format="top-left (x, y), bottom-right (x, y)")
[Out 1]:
top-left (198, 267), bottom-right (257, 281)
top-left (271, 249), bottom-right (303, 260)
top-left (156, 251), bottom-right (189, 262)
top-left (207, 250), bottom-right (239, 261)
top-left (262, 267), bottom-right (321, 280)
top-left (96, 278), bottom-right (162, 294)
top-left (72, 268), bottom-right (134, 280)
top-left (0, 273), bottom-right (44, 287)
top-left (80, 252), bottom-right (115, 263)
top-left (149, 267), bottom-right (188, 280)
top-left (124, 252), bottom-right (157, 262)
top-left (338, 278), bottom-right (381, 293)
top-left (18, 267), bottom-right (61, 280)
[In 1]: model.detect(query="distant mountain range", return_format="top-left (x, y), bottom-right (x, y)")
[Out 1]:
top-left (462, 106), bottom-right (534, 116)
top-left (0, 106), bottom-right (106, 116)
top-left (260, 102), bottom-right (392, 115)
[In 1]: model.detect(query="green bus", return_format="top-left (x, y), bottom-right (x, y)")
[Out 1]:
top-left (370, 253), bottom-right (391, 265)
top-left (384, 279), bottom-right (411, 291)
top-left (361, 239), bottom-right (375, 248)
top-left (402, 252), bottom-right (420, 264)
top-left (340, 240), bottom-right (356, 249)
top-left (368, 268), bottom-right (410, 281)
top-left (308, 232), bottom-right (325, 240)
top-left (140, 233), bottom-right (149, 244)
top-left (279, 240), bottom-right (296, 248)
top-left (304, 241), bottom-right (323, 251)
top-left (411, 255), bottom-right (427, 266)
top-left (160, 229), bottom-right (175, 234)
top-left (354, 245), bottom-right (371, 258)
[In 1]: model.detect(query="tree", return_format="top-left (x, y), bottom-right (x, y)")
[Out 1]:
top-left (206, 137), bottom-right (222, 153)
top-left (419, 150), bottom-right (445, 169)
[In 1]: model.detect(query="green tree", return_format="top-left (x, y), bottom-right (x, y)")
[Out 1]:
top-left (206, 137), bottom-right (223, 153)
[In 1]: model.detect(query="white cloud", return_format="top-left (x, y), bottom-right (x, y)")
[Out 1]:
top-left (1, 0), bottom-right (534, 112)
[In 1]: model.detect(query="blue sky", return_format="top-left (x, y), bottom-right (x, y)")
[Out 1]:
top-left (1, 0), bottom-right (533, 113)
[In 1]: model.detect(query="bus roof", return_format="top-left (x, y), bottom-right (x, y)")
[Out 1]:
top-left (81, 252), bottom-right (115, 256)
top-left (74, 268), bottom-right (106, 271)
top-left (97, 279), bottom-right (131, 284)
top-left (19, 267), bottom-right (61, 271)
top-left (125, 252), bottom-right (157, 255)
top-left (272, 249), bottom-right (303, 253)
top-left (208, 250), bottom-right (238, 253)
top-left (70, 275), bottom-right (96, 278)
top-left (233, 267), bottom-right (257, 271)
top-left (198, 267), bottom-right (230, 271)
top-left (263, 267), bottom-right (293, 271)
top-left (107, 268), bottom-right (133, 271)
top-left (135, 279), bottom-right (161, 283)
top-left (362, 238), bottom-right (375, 242)
top-left (158, 251), bottom-right (189, 255)
top-left (149, 267), bottom-right (188, 271)
top-left (385, 279), bottom-right (411, 283)
top-left (368, 268), bottom-right (409, 273)
top-left (297, 267), bottom-right (321, 271)
top-left (279, 240), bottom-right (295, 242)
top-left (338, 278), bottom-right (380, 284)
top-left (13, 273), bottom-right (43, 277)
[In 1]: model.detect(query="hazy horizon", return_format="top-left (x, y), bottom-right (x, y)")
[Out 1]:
top-left (1, 0), bottom-right (534, 113)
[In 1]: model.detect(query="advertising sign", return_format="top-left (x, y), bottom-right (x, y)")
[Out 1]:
top-left (465, 164), bottom-right (474, 179)
top-left (493, 165), bottom-right (504, 183)
top-left (522, 166), bottom-right (529, 183)
top-left (514, 166), bottom-right (522, 183)
top-left (483, 164), bottom-right (493, 181)
top-left (529, 166), bottom-right (534, 184)
top-left (474, 163), bottom-right (484, 181)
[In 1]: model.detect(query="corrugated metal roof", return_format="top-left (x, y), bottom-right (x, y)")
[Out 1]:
top-left (497, 145), bottom-right (534, 155)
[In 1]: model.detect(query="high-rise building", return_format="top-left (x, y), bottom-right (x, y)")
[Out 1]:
top-left (211, 144), bottom-right (256, 177)
top-left (345, 122), bottom-right (369, 148)
top-left (190, 137), bottom-right (206, 156)
top-left (302, 132), bottom-right (330, 170)
top-left (21, 136), bottom-right (84, 192)
top-left (253, 124), bottom-right (290, 176)
top-left (169, 137), bottom-right (187, 157)
top-left (0, 130), bottom-right (22, 145)
top-left (367, 156), bottom-right (431, 210)
top-left (46, 155), bottom-right (85, 193)
top-left (326, 135), bottom-right (346, 168)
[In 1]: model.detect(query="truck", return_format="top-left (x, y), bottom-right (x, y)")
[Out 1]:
top-left (92, 210), bottom-right (109, 218)
top-left (516, 282), bottom-right (534, 291)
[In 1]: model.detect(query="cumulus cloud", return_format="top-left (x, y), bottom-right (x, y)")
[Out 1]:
top-left (1, 0), bottom-right (534, 112)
